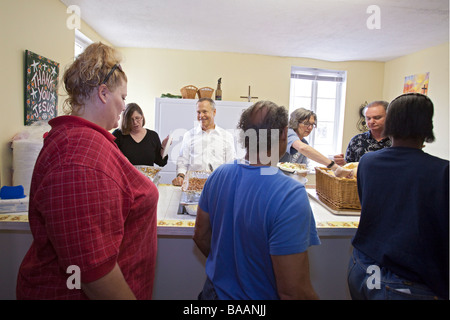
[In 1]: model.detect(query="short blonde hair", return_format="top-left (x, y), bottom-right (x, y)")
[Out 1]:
top-left (62, 42), bottom-right (127, 114)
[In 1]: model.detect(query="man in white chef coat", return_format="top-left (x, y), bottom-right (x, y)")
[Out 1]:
top-left (172, 98), bottom-right (236, 186)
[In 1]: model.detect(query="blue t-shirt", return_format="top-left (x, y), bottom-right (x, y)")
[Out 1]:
top-left (279, 128), bottom-right (309, 165)
top-left (352, 147), bottom-right (449, 299)
top-left (198, 160), bottom-right (320, 300)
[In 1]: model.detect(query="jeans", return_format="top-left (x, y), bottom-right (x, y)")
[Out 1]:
top-left (198, 277), bottom-right (219, 300)
top-left (347, 248), bottom-right (441, 300)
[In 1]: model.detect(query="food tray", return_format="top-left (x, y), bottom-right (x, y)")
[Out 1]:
top-left (180, 171), bottom-right (210, 205)
top-left (277, 162), bottom-right (308, 176)
top-left (315, 167), bottom-right (360, 210)
top-left (134, 165), bottom-right (162, 186)
top-left (184, 204), bottom-right (198, 216)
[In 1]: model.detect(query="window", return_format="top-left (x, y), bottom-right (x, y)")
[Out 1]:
top-left (289, 67), bottom-right (347, 163)
top-left (74, 29), bottom-right (93, 58)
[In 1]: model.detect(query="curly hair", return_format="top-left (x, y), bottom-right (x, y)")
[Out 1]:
top-left (62, 42), bottom-right (127, 115)
top-left (237, 101), bottom-right (288, 155)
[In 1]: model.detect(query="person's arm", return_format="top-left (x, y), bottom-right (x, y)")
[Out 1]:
top-left (292, 140), bottom-right (352, 178)
top-left (149, 131), bottom-right (168, 167)
top-left (292, 140), bottom-right (337, 170)
top-left (160, 134), bottom-right (170, 158)
top-left (112, 129), bottom-right (122, 148)
top-left (333, 153), bottom-right (347, 166)
top-left (43, 166), bottom-right (135, 300)
top-left (344, 136), bottom-right (359, 163)
top-left (172, 174), bottom-right (184, 186)
top-left (271, 251), bottom-right (319, 300)
top-left (81, 263), bottom-right (136, 300)
top-left (193, 206), bottom-right (212, 257)
top-left (224, 131), bottom-right (236, 162)
top-left (172, 132), bottom-right (190, 186)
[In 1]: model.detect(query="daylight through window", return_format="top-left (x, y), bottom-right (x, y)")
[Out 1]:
top-left (74, 29), bottom-right (93, 59)
top-left (289, 67), bottom-right (347, 164)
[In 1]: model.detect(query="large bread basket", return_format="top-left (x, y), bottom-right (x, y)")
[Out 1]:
top-left (315, 167), bottom-right (361, 210)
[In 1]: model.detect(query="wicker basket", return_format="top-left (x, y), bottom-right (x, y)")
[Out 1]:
top-left (315, 167), bottom-right (361, 210)
top-left (197, 87), bottom-right (214, 99)
top-left (180, 85), bottom-right (198, 99)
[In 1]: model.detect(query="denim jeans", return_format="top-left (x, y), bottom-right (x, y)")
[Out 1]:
top-left (347, 248), bottom-right (441, 300)
top-left (198, 277), bottom-right (219, 300)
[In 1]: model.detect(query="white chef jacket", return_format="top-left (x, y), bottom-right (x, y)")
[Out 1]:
top-left (176, 124), bottom-right (236, 175)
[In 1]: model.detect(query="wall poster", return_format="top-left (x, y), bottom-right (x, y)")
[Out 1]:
top-left (403, 72), bottom-right (429, 95)
top-left (24, 50), bottom-right (59, 125)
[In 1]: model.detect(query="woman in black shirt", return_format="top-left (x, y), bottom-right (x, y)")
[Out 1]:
top-left (113, 103), bottom-right (169, 167)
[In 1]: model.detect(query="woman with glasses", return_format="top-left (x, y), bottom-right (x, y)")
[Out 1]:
top-left (113, 103), bottom-right (169, 167)
top-left (280, 108), bottom-right (351, 177)
top-left (17, 42), bottom-right (158, 300)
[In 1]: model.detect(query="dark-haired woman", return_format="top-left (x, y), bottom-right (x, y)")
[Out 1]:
top-left (347, 93), bottom-right (449, 300)
top-left (113, 103), bottom-right (169, 167)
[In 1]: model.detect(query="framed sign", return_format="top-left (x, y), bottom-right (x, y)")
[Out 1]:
top-left (24, 50), bottom-right (59, 125)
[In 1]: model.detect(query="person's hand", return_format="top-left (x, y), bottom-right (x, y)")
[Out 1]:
top-left (161, 135), bottom-right (171, 149)
top-left (172, 176), bottom-right (184, 186)
top-left (161, 135), bottom-right (172, 157)
top-left (334, 166), bottom-right (354, 179)
top-left (333, 153), bottom-right (346, 166)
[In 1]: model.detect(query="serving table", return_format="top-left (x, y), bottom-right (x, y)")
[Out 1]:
top-left (156, 184), bottom-right (359, 236)
top-left (0, 181), bottom-right (360, 300)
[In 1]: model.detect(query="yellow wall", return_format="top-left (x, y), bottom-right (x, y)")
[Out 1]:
top-left (119, 47), bottom-right (385, 153)
top-left (0, 0), bottom-right (448, 186)
top-left (383, 42), bottom-right (449, 160)
top-left (120, 44), bottom-right (449, 161)
top-left (0, 0), bottom-right (109, 185)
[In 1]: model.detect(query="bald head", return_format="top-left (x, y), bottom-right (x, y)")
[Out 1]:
top-left (248, 103), bottom-right (271, 127)
top-left (239, 101), bottom-right (288, 132)
top-left (238, 101), bottom-right (289, 165)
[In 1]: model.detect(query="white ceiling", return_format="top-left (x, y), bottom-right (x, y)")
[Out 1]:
top-left (61, 0), bottom-right (449, 62)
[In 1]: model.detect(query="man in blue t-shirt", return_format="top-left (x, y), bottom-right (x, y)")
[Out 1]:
top-left (194, 101), bottom-right (320, 300)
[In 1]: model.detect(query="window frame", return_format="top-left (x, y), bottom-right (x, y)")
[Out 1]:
top-left (74, 29), bottom-right (93, 58)
top-left (289, 66), bottom-right (347, 157)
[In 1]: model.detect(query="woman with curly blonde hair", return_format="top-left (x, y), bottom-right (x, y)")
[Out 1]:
top-left (17, 42), bottom-right (158, 300)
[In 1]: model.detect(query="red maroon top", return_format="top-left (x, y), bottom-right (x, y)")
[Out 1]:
top-left (17, 116), bottom-right (158, 300)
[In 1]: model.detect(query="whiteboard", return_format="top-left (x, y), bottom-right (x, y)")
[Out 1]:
top-left (154, 98), bottom-right (252, 183)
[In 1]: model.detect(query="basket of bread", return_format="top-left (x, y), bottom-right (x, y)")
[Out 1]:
top-left (315, 162), bottom-right (360, 210)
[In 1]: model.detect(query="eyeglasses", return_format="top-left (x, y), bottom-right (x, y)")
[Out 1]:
top-left (301, 121), bottom-right (317, 128)
top-left (131, 116), bottom-right (143, 122)
top-left (102, 64), bottom-right (123, 84)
